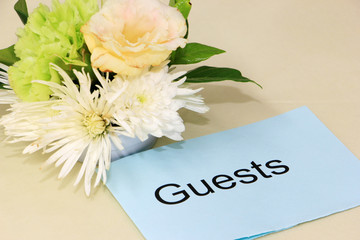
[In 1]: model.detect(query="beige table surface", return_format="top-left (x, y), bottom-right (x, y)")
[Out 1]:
top-left (1, 0), bottom-right (360, 239)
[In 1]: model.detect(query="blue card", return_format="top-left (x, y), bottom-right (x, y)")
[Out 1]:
top-left (106, 106), bottom-right (360, 240)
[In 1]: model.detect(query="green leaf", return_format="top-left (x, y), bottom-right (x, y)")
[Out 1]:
top-left (0, 68), bottom-right (7, 90)
top-left (170, 43), bottom-right (225, 65)
top-left (0, 78), bottom-right (6, 89)
top-left (184, 19), bottom-right (189, 39)
top-left (14, 0), bottom-right (29, 25)
top-left (183, 66), bottom-right (262, 88)
top-left (169, 0), bottom-right (192, 19)
top-left (0, 45), bottom-right (20, 66)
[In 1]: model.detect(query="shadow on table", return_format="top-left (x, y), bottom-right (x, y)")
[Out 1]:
top-left (197, 83), bottom-right (258, 104)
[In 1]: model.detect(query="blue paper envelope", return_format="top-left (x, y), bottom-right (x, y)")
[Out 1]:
top-left (106, 106), bottom-right (360, 240)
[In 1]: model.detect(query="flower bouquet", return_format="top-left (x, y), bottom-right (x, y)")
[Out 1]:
top-left (0, 0), bottom-right (259, 195)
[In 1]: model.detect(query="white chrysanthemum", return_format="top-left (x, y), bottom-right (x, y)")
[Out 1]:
top-left (96, 66), bottom-right (209, 141)
top-left (0, 64), bottom-right (18, 104)
top-left (0, 65), bottom-right (128, 196)
top-left (0, 64), bottom-right (209, 196)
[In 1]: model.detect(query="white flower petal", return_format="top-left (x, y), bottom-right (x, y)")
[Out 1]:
top-left (100, 66), bottom-right (208, 141)
top-left (1, 65), bottom-right (134, 196)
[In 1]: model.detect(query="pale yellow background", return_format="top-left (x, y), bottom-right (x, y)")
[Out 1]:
top-left (0, 0), bottom-right (359, 239)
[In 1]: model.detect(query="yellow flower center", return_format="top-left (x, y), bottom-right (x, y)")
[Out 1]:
top-left (83, 113), bottom-right (109, 137)
top-left (137, 94), bottom-right (147, 104)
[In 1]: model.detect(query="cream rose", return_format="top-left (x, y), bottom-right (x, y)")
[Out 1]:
top-left (81, 0), bottom-right (187, 76)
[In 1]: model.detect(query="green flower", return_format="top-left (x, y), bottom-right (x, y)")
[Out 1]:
top-left (8, 0), bottom-right (98, 102)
